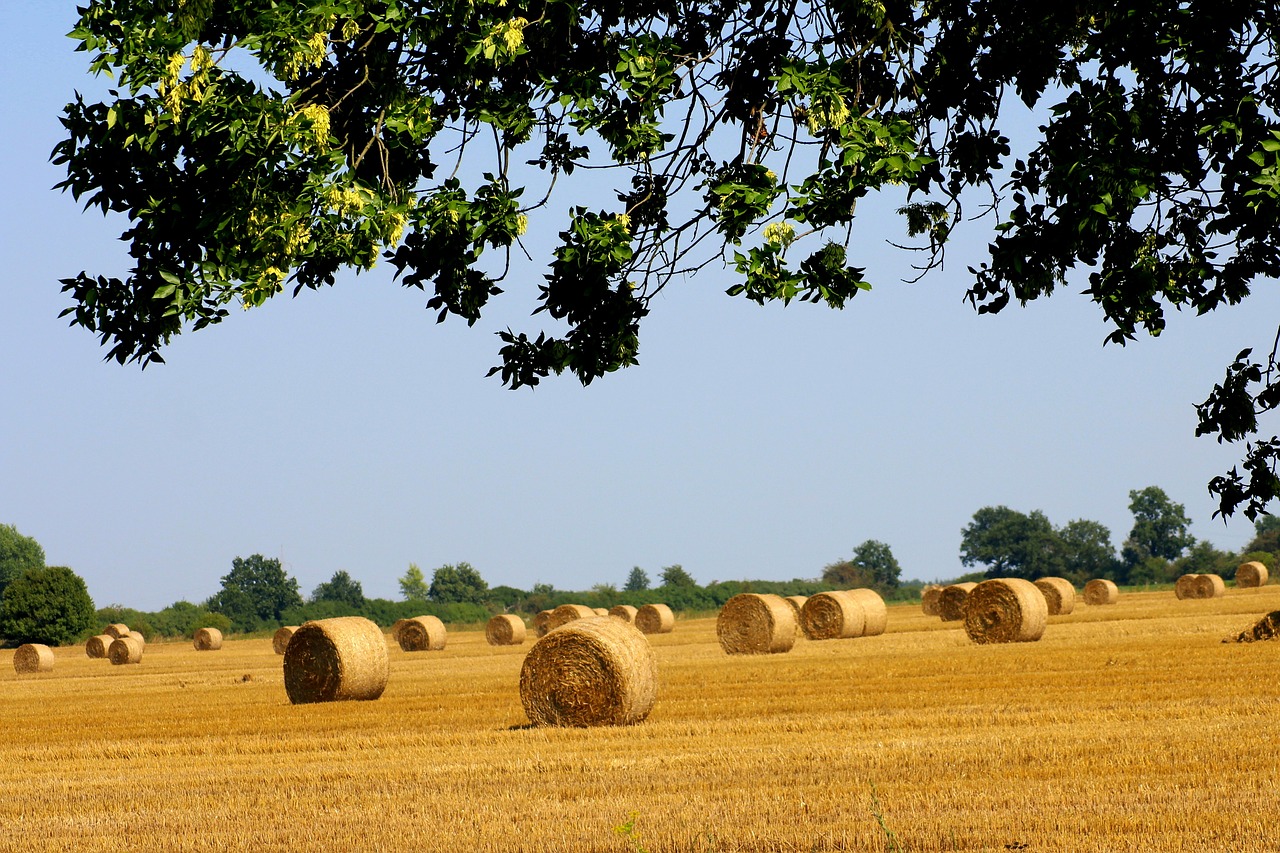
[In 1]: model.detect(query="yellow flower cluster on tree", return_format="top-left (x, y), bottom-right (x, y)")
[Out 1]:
top-left (762, 221), bottom-right (796, 247)
top-left (159, 46), bottom-right (215, 120)
top-left (806, 92), bottom-right (851, 135)
top-left (293, 104), bottom-right (332, 151)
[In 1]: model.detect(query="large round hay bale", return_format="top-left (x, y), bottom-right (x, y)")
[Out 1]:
top-left (801, 590), bottom-right (865, 640)
top-left (103, 623), bottom-right (130, 639)
top-left (14, 644), bottom-right (54, 674)
top-left (844, 588), bottom-right (887, 636)
top-left (783, 596), bottom-right (808, 622)
top-left (1174, 573), bottom-right (1200, 600)
top-left (1236, 561), bottom-right (1269, 588)
top-left (397, 615), bottom-right (446, 651)
top-left (127, 630), bottom-right (146, 645)
top-left (1033, 577), bottom-right (1076, 616)
top-left (548, 604), bottom-right (596, 631)
top-left (273, 626), bottom-right (299, 655)
top-left (717, 594), bottom-right (797, 655)
top-left (592, 607), bottom-right (609, 616)
top-left (921, 585), bottom-right (944, 617)
top-left (1192, 573), bottom-right (1225, 599)
top-left (85, 634), bottom-right (114, 659)
top-left (108, 636), bottom-right (143, 665)
top-left (963, 578), bottom-right (1048, 644)
top-left (283, 616), bottom-right (389, 704)
top-left (1083, 578), bottom-right (1119, 605)
top-left (938, 582), bottom-right (978, 622)
top-left (533, 609), bottom-right (554, 637)
top-left (519, 617), bottom-right (657, 727)
top-left (608, 604), bottom-right (638, 623)
top-left (635, 603), bottom-right (675, 635)
top-left (486, 614), bottom-right (526, 646)
top-left (193, 627), bottom-right (223, 651)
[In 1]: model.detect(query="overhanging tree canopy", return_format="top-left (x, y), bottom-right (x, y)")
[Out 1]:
top-left (55, 0), bottom-right (1280, 514)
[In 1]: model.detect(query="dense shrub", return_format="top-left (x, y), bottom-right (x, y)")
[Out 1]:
top-left (0, 566), bottom-right (96, 646)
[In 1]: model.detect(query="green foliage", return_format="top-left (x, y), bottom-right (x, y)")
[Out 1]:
top-left (0, 523), bottom-right (46, 598)
top-left (658, 565), bottom-right (697, 588)
top-left (1057, 519), bottom-right (1121, 586)
top-left (1126, 555), bottom-right (1176, 586)
top-left (960, 507), bottom-right (1065, 580)
top-left (310, 570), bottom-right (365, 606)
top-left (398, 563), bottom-right (430, 601)
top-left (147, 601), bottom-right (229, 638)
top-left (206, 554), bottom-right (303, 632)
top-left (1123, 486), bottom-right (1195, 566)
top-left (428, 562), bottom-right (489, 604)
top-left (0, 566), bottom-right (96, 647)
top-left (624, 567), bottom-right (650, 592)
top-left (1243, 516), bottom-right (1280, 555)
top-left (823, 540), bottom-right (902, 592)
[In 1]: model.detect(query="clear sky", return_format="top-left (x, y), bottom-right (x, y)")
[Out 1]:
top-left (3, 8), bottom-right (1275, 612)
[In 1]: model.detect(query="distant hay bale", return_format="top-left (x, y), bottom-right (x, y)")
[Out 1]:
top-left (592, 608), bottom-right (609, 616)
top-left (533, 610), bottom-right (554, 637)
top-left (1192, 573), bottom-right (1225, 599)
top-left (14, 644), bottom-right (53, 674)
top-left (634, 603), bottom-right (675, 635)
top-left (921, 585), bottom-right (944, 617)
top-left (397, 615), bottom-right (446, 651)
top-left (486, 614), bottom-right (526, 646)
top-left (519, 617), bottom-right (657, 727)
top-left (273, 626), bottom-right (299, 655)
top-left (608, 605), bottom-right (638, 623)
top-left (783, 596), bottom-right (808, 621)
top-left (194, 627), bottom-right (223, 650)
top-left (1084, 579), bottom-right (1119, 605)
top-left (938, 582), bottom-right (978, 622)
top-left (104, 623), bottom-right (130, 639)
top-left (127, 630), bottom-right (145, 645)
top-left (108, 636), bottom-right (143, 665)
top-left (801, 591), bottom-right (865, 640)
top-left (1236, 561), bottom-right (1269, 588)
top-left (717, 594), bottom-right (797, 655)
top-left (844, 588), bottom-right (887, 636)
top-left (963, 578), bottom-right (1048, 645)
top-left (1033, 577), bottom-right (1076, 616)
top-left (85, 634), bottom-right (114, 659)
top-left (284, 617), bottom-right (388, 704)
top-left (548, 604), bottom-right (596, 631)
top-left (1226, 610), bottom-right (1280, 643)
top-left (1174, 574), bottom-right (1201, 600)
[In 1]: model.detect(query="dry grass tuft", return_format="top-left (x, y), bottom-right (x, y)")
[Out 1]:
top-left (84, 635), bottom-right (114, 659)
top-left (635, 603), bottom-right (675, 635)
top-left (397, 616), bottom-right (447, 652)
top-left (273, 626), bottom-right (299, 655)
top-left (963, 578), bottom-right (1048, 644)
top-left (485, 614), bottom-right (526, 646)
top-left (1033, 577), bottom-right (1076, 616)
top-left (108, 636), bottom-right (143, 665)
top-left (1236, 562), bottom-right (1269, 588)
top-left (800, 591), bottom-right (865, 640)
top-left (1084, 578), bottom-right (1119, 605)
top-left (194, 628), bottom-right (223, 651)
top-left (716, 594), bottom-right (797, 655)
top-left (519, 617), bottom-right (657, 727)
top-left (283, 616), bottom-right (389, 704)
top-left (938, 582), bottom-right (977, 621)
top-left (608, 604), bottom-right (638, 623)
top-left (13, 644), bottom-right (54, 674)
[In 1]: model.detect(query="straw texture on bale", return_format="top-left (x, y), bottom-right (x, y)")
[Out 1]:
top-left (85, 635), bottom-right (114, 659)
top-left (963, 578), bottom-right (1048, 645)
top-left (608, 605), bottom-right (638, 623)
top-left (1033, 577), bottom-right (1076, 616)
top-left (1227, 610), bottom-right (1280, 643)
top-left (519, 617), bottom-right (657, 727)
top-left (1084, 578), bottom-right (1119, 605)
top-left (921, 585), bottom-right (944, 617)
top-left (548, 604), bottom-right (596, 631)
top-left (592, 608), bottom-right (609, 616)
top-left (127, 630), bottom-right (145, 645)
top-left (717, 594), bottom-right (797, 655)
top-left (397, 615), bottom-right (446, 651)
top-left (635, 603), bottom-right (675, 635)
top-left (844, 588), bottom-right (887, 636)
top-left (283, 616), bottom-right (389, 704)
top-left (108, 636), bottom-right (143, 665)
top-left (1236, 561), bottom-right (1269, 588)
top-left (938, 582), bottom-right (977, 621)
top-left (1192, 573), bottom-right (1225, 599)
top-left (104, 623), bottom-right (130, 639)
top-left (1174, 573), bottom-right (1201, 600)
top-left (14, 644), bottom-right (54, 673)
top-left (485, 613), bottom-right (526, 646)
top-left (533, 610), bottom-right (553, 637)
top-left (273, 626), bottom-right (299, 655)
top-left (801, 590), bottom-right (865, 640)
top-left (193, 627), bottom-right (223, 651)
top-left (783, 596), bottom-right (808, 621)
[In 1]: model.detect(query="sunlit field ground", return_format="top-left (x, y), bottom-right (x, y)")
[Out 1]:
top-left (2, 587), bottom-right (1277, 852)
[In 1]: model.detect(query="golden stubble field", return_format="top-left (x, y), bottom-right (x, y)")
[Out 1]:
top-left (2, 588), bottom-right (1277, 852)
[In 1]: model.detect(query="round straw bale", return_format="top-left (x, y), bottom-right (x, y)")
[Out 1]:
top-left (1192, 573), bottom-right (1225, 599)
top-left (533, 609), bottom-right (554, 637)
top-left (519, 617), bottom-right (657, 727)
top-left (127, 630), bottom-right (146, 645)
top-left (608, 604), bottom-right (638, 623)
top-left (486, 613), bottom-right (526, 646)
top-left (592, 607), bottom-right (609, 616)
top-left (548, 604), bottom-right (596, 631)
top-left (921, 585), bottom-right (944, 617)
top-left (85, 634), bottom-right (114, 659)
top-left (938, 582), bottom-right (978, 622)
top-left (273, 626), bottom-right (299, 655)
top-left (635, 603), bottom-right (675, 635)
top-left (1236, 561), bottom-right (1269, 588)
top-left (14, 644), bottom-right (54, 674)
top-left (844, 588), bottom-right (887, 636)
top-left (104, 623), bottom-right (130, 639)
top-left (283, 616), bottom-right (389, 704)
top-left (194, 627), bottom-right (223, 651)
top-left (1033, 577), bottom-right (1076, 616)
top-left (1083, 578), bottom-right (1119, 605)
top-left (397, 615), bottom-right (446, 651)
top-left (963, 578), bottom-right (1048, 644)
top-left (801, 590), bottom-right (866, 640)
top-left (783, 596), bottom-right (808, 621)
top-left (717, 593), bottom-right (797, 655)
top-left (1174, 573), bottom-right (1200, 600)
top-left (108, 636), bottom-right (143, 665)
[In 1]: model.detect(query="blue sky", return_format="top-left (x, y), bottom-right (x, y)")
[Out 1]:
top-left (3, 8), bottom-right (1275, 611)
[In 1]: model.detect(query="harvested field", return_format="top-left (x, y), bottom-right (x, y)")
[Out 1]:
top-left (2, 587), bottom-right (1278, 851)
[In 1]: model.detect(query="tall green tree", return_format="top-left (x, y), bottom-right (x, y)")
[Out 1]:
top-left (960, 507), bottom-right (1064, 580)
top-left (0, 524), bottom-right (46, 599)
top-left (311, 570), bottom-right (365, 606)
top-left (823, 540), bottom-right (901, 591)
top-left (1056, 520), bottom-right (1120, 586)
top-left (0, 566), bottom-right (96, 646)
top-left (398, 563), bottom-right (430, 601)
top-left (624, 567), bottom-right (650, 592)
top-left (1122, 487), bottom-right (1195, 567)
top-left (658, 565), bottom-right (697, 588)
top-left (55, 2), bottom-right (1280, 517)
top-left (429, 563), bottom-right (488, 604)
top-left (1243, 515), bottom-right (1280, 555)
top-left (206, 554), bottom-right (302, 631)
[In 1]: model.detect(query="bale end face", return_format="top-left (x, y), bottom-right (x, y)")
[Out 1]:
top-left (801, 590), bottom-right (865, 640)
top-left (938, 583), bottom-right (977, 622)
top-left (1236, 562), bottom-right (1269, 588)
top-left (194, 627), bottom-right (223, 651)
top-left (963, 578), bottom-right (1048, 645)
top-left (108, 636), bottom-right (143, 665)
top-left (283, 616), bottom-right (389, 705)
top-left (1033, 577), bottom-right (1076, 616)
top-left (634, 604), bottom-right (675, 635)
top-left (397, 615), bottom-right (446, 652)
top-left (85, 635), bottom-right (114, 659)
top-left (273, 626), bottom-right (299, 655)
top-left (717, 594), bottom-right (797, 655)
top-left (14, 644), bottom-right (54, 674)
top-left (548, 604), bottom-right (596, 632)
top-left (485, 613), bottom-right (527, 646)
top-left (1083, 579), bottom-right (1119, 605)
